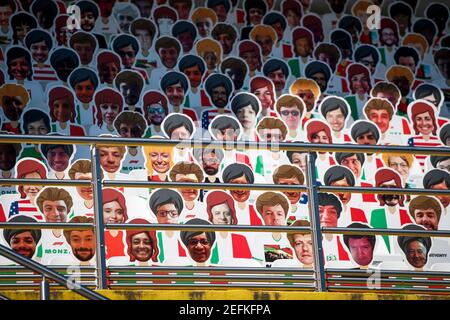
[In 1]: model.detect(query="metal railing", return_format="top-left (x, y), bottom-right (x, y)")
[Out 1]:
top-left (0, 243), bottom-right (107, 300)
top-left (1, 134), bottom-right (450, 295)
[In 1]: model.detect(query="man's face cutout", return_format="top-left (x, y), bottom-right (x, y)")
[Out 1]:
top-left (201, 151), bottom-right (221, 176)
top-left (348, 237), bottom-right (374, 266)
top-left (165, 82), bottom-right (185, 107)
top-left (119, 81), bottom-right (140, 106)
top-left (268, 68), bottom-right (286, 92)
top-left (117, 44), bottom-right (136, 69)
top-left (75, 79), bottom-right (95, 104)
top-left (146, 102), bottom-right (166, 126)
top-left (99, 146), bottom-right (123, 173)
top-left (30, 40), bottom-right (49, 64)
top-left (69, 230), bottom-right (96, 261)
top-left (73, 41), bottom-right (95, 66)
top-left (2, 94), bottom-right (25, 121)
top-left (135, 28), bottom-right (153, 52)
top-left (183, 64), bottom-right (202, 89)
top-left (229, 174), bottom-right (251, 203)
top-left (211, 85), bottom-right (229, 108)
top-left (0, 144), bottom-right (18, 171)
top-left (10, 231), bottom-right (37, 259)
top-left (9, 56), bottom-right (30, 81)
top-left (81, 10), bottom-right (96, 31)
top-left (379, 178), bottom-right (400, 207)
top-left (405, 240), bottom-right (428, 268)
top-left (55, 59), bottom-right (77, 82)
top-left (46, 146), bottom-right (70, 172)
top-left (159, 46), bottom-right (179, 69)
top-left (217, 33), bottom-right (234, 55)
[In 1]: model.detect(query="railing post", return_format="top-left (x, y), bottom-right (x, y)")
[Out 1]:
top-left (91, 145), bottom-right (108, 289)
top-left (40, 276), bottom-right (49, 300)
top-left (306, 152), bottom-right (327, 292)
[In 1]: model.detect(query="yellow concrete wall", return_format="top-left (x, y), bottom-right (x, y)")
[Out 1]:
top-left (1, 289), bottom-right (449, 300)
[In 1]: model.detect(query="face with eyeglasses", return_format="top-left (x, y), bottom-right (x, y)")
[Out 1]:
top-left (187, 233), bottom-right (212, 263)
top-left (155, 203), bottom-right (179, 224)
top-left (280, 106), bottom-right (301, 130)
top-left (201, 152), bottom-right (221, 176)
top-left (381, 28), bottom-right (397, 46)
top-left (117, 45), bottom-right (136, 69)
top-left (388, 156), bottom-right (410, 182)
top-left (146, 103), bottom-right (166, 125)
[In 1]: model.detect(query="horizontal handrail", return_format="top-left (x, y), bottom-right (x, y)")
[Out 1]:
top-left (1, 222), bottom-right (448, 237)
top-left (321, 227), bottom-right (450, 237)
top-left (107, 283), bottom-right (316, 289)
top-left (107, 274), bottom-right (315, 282)
top-left (0, 223), bottom-right (94, 230)
top-left (327, 278), bottom-right (450, 285)
top-left (107, 266), bottom-right (314, 274)
top-left (3, 179), bottom-right (449, 197)
top-left (326, 286), bottom-right (450, 293)
top-left (1, 134), bottom-right (449, 156)
top-left (106, 223), bottom-right (312, 233)
top-left (0, 244), bottom-right (108, 300)
top-left (325, 269), bottom-right (450, 277)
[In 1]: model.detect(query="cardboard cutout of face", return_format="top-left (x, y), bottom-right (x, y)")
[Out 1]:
top-left (68, 67), bottom-right (99, 104)
top-left (35, 186), bottom-right (73, 223)
top-left (398, 224), bottom-right (432, 269)
top-left (204, 73), bottom-right (234, 109)
top-left (142, 91), bottom-right (169, 126)
top-left (152, 5), bottom-right (178, 36)
top-left (230, 92), bottom-right (261, 134)
top-left (70, 31), bottom-right (98, 66)
top-left (0, 84), bottom-right (29, 123)
top-left (220, 56), bottom-right (247, 91)
top-left (160, 71), bottom-right (190, 107)
top-left (319, 95), bottom-right (350, 133)
top-left (349, 119), bottom-right (381, 146)
top-left (195, 37), bottom-right (223, 72)
top-left (408, 195), bottom-right (443, 231)
top-left (289, 78), bottom-right (321, 113)
top-left (114, 70), bottom-right (144, 106)
top-left (191, 7), bottom-right (218, 38)
top-left (343, 222), bottom-right (376, 267)
top-left (374, 167), bottom-right (405, 207)
top-left (93, 87), bottom-right (124, 130)
top-left (363, 97), bottom-right (395, 135)
top-left (208, 114), bottom-right (243, 142)
top-left (211, 23), bottom-right (238, 56)
top-left (97, 134), bottom-right (127, 174)
top-left (222, 163), bottom-right (254, 203)
top-left (149, 188), bottom-right (184, 224)
top-left (161, 113), bottom-right (195, 140)
top-left (250, 76), bottom-right (276, 116)
top-left (408, 100), bottom-right (438, 137)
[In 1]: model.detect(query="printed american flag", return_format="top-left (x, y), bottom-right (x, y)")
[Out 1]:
top-left (201, 108), bottom-right (232, 130)
top-left (8, 199), bottom-right (44, 221)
